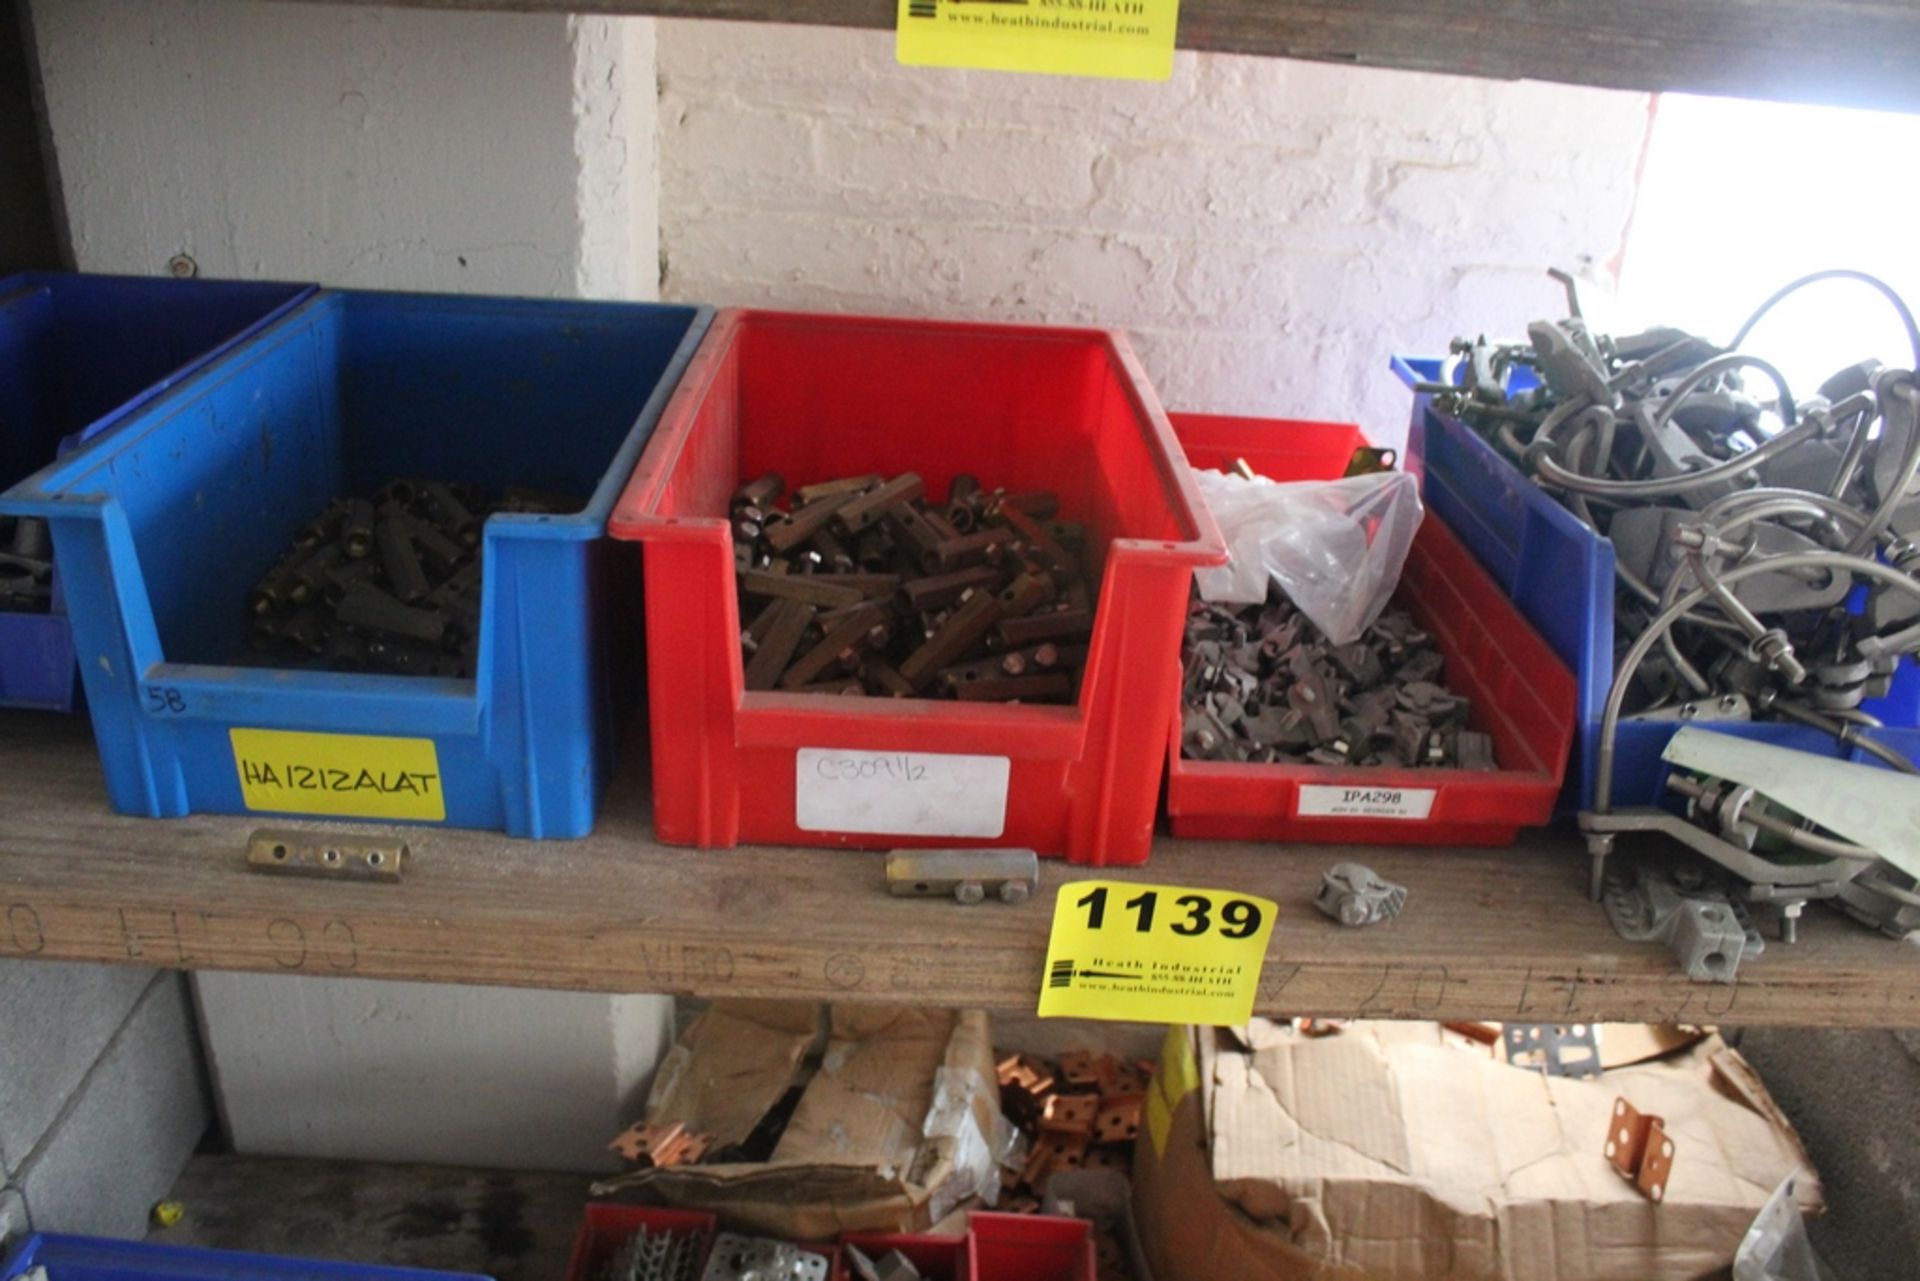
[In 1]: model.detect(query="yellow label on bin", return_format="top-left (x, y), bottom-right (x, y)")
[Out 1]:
top-left (1037, 880), bottom-right (1277, 1025)
top-left (896, 0), bottom-right (1180, 81)
top-left (230, 728), bottom-right (446, 822)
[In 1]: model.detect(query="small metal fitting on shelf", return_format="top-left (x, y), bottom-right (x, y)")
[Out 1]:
top-left (885, 848), bottom-right (1039, 905)
top-left (1314, 862), bottom-right (1407, 927)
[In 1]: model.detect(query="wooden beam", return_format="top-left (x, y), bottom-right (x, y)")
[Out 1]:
top-left (278, 0), bottom-right (1920, 113)
top-left (4, 712), bottom-right (1918, 1026)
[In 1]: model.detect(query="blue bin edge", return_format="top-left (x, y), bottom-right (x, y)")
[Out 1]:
top-left (3, 1232), bottom-right (494, 1281)
top-left (0, 273), bottom-right (316, 712)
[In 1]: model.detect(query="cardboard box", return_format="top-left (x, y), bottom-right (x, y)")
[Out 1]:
top-left (594, 1001), bottom-right (1005, 1240)
top-left (1135, 1022), bottom-right (1820, 1281)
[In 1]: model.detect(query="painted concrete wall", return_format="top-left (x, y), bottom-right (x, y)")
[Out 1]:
top-left (653, 22), bottom-right (1651, 445)
top-left (0, 964), bottom-right (209, 1239)
top-left (26, 0), bottom-right (673, 1176)
top-left (194, 974), bottom-right (674, 1174)
top-left (30, 0), bottom-right (658, 300)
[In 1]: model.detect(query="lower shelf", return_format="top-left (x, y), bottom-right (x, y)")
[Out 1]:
top-left (2, 712), bottom-right (1916, 1027)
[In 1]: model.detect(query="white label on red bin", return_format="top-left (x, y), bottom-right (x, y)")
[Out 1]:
top-left (795, 749), bottom-right (1010, 837)
top-left (1296, 784), bottom-right (1437, 820)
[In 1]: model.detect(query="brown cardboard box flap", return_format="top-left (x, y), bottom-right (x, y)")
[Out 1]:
top-left (608, 1162), bottom-right (928, 1241)
top-left (595, 1004), bottom-right (1003, 1240)
top-left (1139, 1022), bottom-right (1821, 1281)
top-left (641, 1000), bottom-right (821, 1147)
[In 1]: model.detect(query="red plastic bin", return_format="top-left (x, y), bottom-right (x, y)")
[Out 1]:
top-left (611, 310), bottom-right (1225, 866)
top-left (968, 1213), bottom-right (1095, 1281)
top-left (563, 1205), bottom-right (717, 1281)
top-left (837, 1232), bottom-right (971, 1281)
top-left (1164, 413), bottom-right (1575, 846)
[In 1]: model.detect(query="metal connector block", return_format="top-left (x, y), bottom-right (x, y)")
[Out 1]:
top-left (885, 848), bottom-right (1038, 905)
top-left (246, 829), bottom-right (406, 882)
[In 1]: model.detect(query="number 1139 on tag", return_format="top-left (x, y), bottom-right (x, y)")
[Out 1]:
top-left (1038, 880), bottom-right (1277, 1025)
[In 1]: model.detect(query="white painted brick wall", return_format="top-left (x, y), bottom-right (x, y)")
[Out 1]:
top-left (655, 23), bottom-right (1651, 444)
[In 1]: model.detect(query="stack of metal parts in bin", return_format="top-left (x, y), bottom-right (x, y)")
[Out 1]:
top-left (0, 516), bottom-right (51, 612)
top-left (997, 1050), bottom-right (1147, 1222)
top-left (602, 1224), bottom-right (705, 1281)
top-left (1183, 590), bottom-right (1495, 770)
top-left (243, 479), bottom-right (576, 679)
top-left (730, 471), bottom-right (1093, 702)
top-left (1421, 269), bottom-right (1920, 958)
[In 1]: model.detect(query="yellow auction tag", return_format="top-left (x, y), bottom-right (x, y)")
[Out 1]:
top-left (230, 728), bottom-right (447, 822)
top-left (896, 0), bottom-right (1180, 82)
top-left (1037, 880), bottom-right (1277, 1024)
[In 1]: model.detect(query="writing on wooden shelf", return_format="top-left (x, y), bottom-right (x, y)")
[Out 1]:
top-left (1354, 964), bottom-right (1450, 1015)
top-left (264, 917), bottom-right (361, 972)
top-left (5, 903), bottom-right (45, 954)
top-left (229, 728), bottom-right (446, 822)
top-left (795, 747), bottom-right (1009, 838)
top-left (636, 942), bottom-right (735, 988)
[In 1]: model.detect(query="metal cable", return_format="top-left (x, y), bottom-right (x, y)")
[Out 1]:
top-left (1728, 268), bottom-right (1920, 369)
top-left (1595, 552), bottom-right (1920, 811)
top-left (1769, 698), bottom-right (1920, 775)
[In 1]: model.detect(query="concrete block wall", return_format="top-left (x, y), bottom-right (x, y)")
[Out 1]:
top-left (653, 23), bottom-right (1652, 444)
top-left (0, 964), bottom-right (210, 1240)
top-left (193, 974), bottom-right (674, 1174)
top-left (27, 0), bottom-right (658, 301)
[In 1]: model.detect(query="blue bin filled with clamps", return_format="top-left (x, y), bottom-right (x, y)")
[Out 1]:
top-left (2, 1232), bottom-right (493, 1281)
top-left (0, 272), bottom-right (315, 711)
top-left (1, 289), bottom-right (712, 838)
top-left (1390, 353), bottom-right (1920, 812)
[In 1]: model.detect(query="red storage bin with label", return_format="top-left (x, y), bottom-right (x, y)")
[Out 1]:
top-left (1164, 413), bottom-right (1574, 846)
top-left (611, 310), bottom-right (1224, 866)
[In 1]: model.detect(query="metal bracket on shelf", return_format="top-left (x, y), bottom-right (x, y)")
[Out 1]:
top-left (245, 829), bottom-right (406, 882)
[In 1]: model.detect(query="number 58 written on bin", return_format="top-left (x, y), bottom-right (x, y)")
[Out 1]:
top-left (1073, 885), bottom-right (1264, 939)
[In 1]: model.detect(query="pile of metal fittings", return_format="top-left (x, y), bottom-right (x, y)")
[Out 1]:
top-left (1183, 590), bottom-right (1495, 769)
top-left (997, 1049), bottom-right (1150, 1216)
top-left (242, 479), bottom-right (577, 678)
top-left (700, 1235), bottom-right (829, 1281)
top-left (1424, 269), bottom-right (1920, 955)
top-left (601, 1223), bottom-right (706, 1281)
top-left (1429, 270), bottom-right (1920, 764)
top-left (731, 471), bottom-right (1093, 702)
top-left (0, 516), bottom-right (52, 612)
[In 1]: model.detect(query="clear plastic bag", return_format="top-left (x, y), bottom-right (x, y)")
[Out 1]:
top-left (1193, 468), bottom-right (1424, 644)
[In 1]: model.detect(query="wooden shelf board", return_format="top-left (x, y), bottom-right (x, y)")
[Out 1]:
top-left (281, 0), bottom-right (1920, 113)
top-left (3, 711), bottom-right (1916, 1026)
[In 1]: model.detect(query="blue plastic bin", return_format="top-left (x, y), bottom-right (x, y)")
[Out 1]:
top-left (2, 289), bottom-right (712, 838)
top-left (1391, 354), bottom-right (1920, 810)
top-left (2, 1233), bottom-right (492, 1281)
top-left (0, 272), bottom-right (314, 711)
